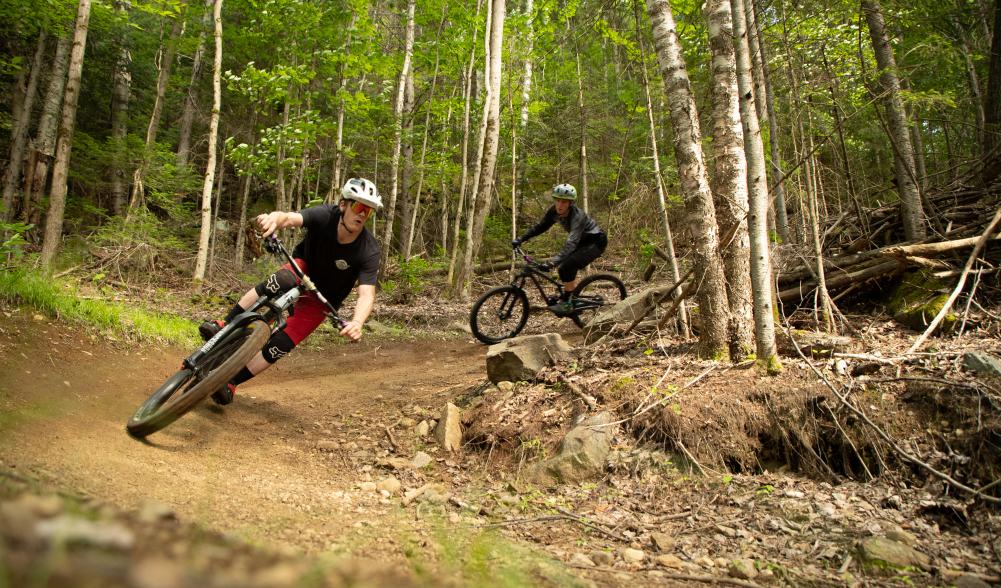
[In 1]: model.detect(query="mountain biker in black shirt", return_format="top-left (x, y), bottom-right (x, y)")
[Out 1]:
top-left (198, 178), bottom-right (382, 405)
top-left (512, 183), bottom-right (608, 314)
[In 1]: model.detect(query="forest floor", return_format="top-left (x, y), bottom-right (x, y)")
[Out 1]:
top-left (1, 292), bottom-right (1000, 587)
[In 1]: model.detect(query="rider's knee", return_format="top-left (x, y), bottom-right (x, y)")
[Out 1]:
top-left (558, 264), bottom-right (579, 282)
top-left (262, 330), bottom-right (296, 364)
top-left (254, 268), bottom-right (298, 298)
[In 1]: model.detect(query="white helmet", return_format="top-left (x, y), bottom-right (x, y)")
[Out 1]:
top-left (340, 177), bottom-right (382, 209)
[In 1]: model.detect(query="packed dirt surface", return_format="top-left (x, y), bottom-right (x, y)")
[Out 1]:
top-left (3, 301), bottom-right (1001, 588)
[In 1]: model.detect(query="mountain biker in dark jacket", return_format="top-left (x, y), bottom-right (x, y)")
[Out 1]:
top-left (198, 178), bottom-right (381, 405)
top-left (512, 183), bottom-right (607, 314)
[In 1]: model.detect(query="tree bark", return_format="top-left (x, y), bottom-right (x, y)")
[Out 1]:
top-left (24, 35), bottom-right (71, 228)
top-left (862, 0), bottom-right (926, 241)
top-left (193, 0), bottom-right (223, 282)
top-left (706, 0), bottom-right (753, 358)
top-left (648, 0), bottom-right (731, 359)
top-left (398, 65), bottom-right (417, 255)
top-left (2, 31), bottom-right (47, 221)
top-left (636, 18), bottom-right (689, 335)
top-left (176, 0), bottom-right (214, 168)
top-left (574, 27), bottom-right (590, 214)
top-left (381, 0), bottom-right (416, 269)
top-left (40, 0), bottom-right (92, 269)
top-left (459, 0), bottom-right (506, 299)
top-left (109, 0), bottom-right (132, 217)
top-left (983, 0), bottom-right (1001, 181)
top-left (731, 0), bottom-right (780, 368)
top-left (751, 0), bottom-right (789, 243)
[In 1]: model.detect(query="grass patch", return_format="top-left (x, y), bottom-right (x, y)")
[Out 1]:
top-left (0, 269), bottom-right (197, 347)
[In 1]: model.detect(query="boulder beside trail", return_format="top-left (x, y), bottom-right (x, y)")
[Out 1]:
top-left (485, 334), bottom-right (571, 384)
top-left (524, 412), bottom-right (615, 485)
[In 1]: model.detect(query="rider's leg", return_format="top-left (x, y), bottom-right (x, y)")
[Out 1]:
top-left (557, 234), bottom-right (608, 300)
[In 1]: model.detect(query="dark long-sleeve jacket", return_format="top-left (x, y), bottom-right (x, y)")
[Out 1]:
top-left (518, 205), bottom-right (603, 264)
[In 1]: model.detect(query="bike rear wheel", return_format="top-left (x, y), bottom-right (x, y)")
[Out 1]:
top-left (570, 274), bottom-right (627, 328)
top-left (469, 285), bottom-right (530, 344)
top-left (126, 319), bottom-right (270, 438)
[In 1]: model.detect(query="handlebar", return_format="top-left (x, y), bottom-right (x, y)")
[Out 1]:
top-left (513, 246), bottom-right (552, 271)
top-left (263, 236), bottom-right (348, 329)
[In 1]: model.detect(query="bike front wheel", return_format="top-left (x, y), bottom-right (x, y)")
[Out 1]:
top-left (469, 285), bottom-right (530, 344)
top-left (126, 319), bottom-right (270, 438)
top-left (570, 274), bottom-right (627, 328)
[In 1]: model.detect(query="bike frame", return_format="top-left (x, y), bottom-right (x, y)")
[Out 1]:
top-left (182, 236), bottom-right (346, 373)
top-left (511, 246), bottom-right (565, 304)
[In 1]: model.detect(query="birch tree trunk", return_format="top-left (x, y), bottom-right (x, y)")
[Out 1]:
top-left (24, 36), bottom-right (71, 228)
top-left (193, 0), bottom-right (223, 282)
top-left (109, 0), bottom-right (132, 217)
top-left (128, 6), bottom-right (185, 217)
top-left (748, 0), bottom-right (789, 243)
top-left (176, 0), bottom-right (214, 168)
top-left (398, 67), bottom-right (417, 255)
top-left (731, 0), bottom-right (780, 369)
top-left (40, 0), bottom-right (92, 270)
top-left (1, 31), bottom-right (47, 221)
top-left (459, 0), bottom-right (505, 299)
top-left (648, 0), bottom-right (731, 359)
top-left (862, 0), bottom-right (926, 241)
top-left (706, 0), bottom-right (753, 358)
top-left (380, 0), bottom-right (416, 269)
top-left (446, 9), bottom-right (481, 286)
top-left (574, 30), bottom-right (590, 214)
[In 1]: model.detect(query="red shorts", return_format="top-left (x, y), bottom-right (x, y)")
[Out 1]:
top-left (281, 259), bottom-right (330, 345)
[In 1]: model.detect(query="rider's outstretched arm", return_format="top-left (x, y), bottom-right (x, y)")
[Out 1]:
top-left (257, 211), bottom-right (304, 237)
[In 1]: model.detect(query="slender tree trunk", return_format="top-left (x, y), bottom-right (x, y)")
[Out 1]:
top-left (398, 67), bottom-right (417, 255)
top-left (193, 0), bottom-right (222, 282)
top-left (459, 0), bottom-right (505, 299)
top-left (821, 46), bottom-right (865, 232)
top-left (40, 0), bottom-right (92, 269)
top-left (648, 0), bottom-right (731, 359)
top-left (706, 0), bottom-right (753, 358)
top-left (24, 36), bottom-right (71, 228)
top-left (208, 145), bottom-right (225, 276)
top-left (862, 0), bottom-right (926, 240)
top-left (732, 0), bottom-right (780, 369)
top-left (128, 6), bottom-right (186, 216)
top-left (446, 10), bottom-right (481, 286)
top-left (381, 0), bottom-right (416, 269)
top-left (109, 0), bottom-right (132, 217)
top-left (2, 31), bottom-right (47, 220)
top-left (405, 10), bottom-right (447, 259)
top-left (574, 29), bottom-right (590, 214)
top-left (983, 0), bottom-right (1001, 181)
top-left (750, 0), bottom-right (789, 243)
top-left (176, 0), bottom-right (213, 168)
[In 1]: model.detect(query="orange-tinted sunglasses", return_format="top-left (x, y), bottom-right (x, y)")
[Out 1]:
top-left (347, 200), bottom-right (373, 215)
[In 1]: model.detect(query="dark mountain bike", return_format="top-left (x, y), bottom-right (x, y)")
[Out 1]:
top-left (126, 236), bottom-right (345, 438)
top-left (469, 246), bottom-right (627, 344)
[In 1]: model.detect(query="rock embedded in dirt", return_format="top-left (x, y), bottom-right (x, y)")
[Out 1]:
top-left (621, 547), bottom-right (645, 563)
top-left (649, 532), bottom-right (675, 552)
top-left (569, 553), bottom-right (595, 567)
top-left (524, 412), bottom-right (615, 485)
top-left (654, 554), bottom-right (685, 569)
top-left (377, 477), bottom-right (402, 495)
top-left (962, 351), bottom-right (1001, 376)
top-left (411, 451), bottom-right (432, 469)
top-left (858, 536), bottom-right (931, 570)
top-left (728, 558), bottom-right (758, 580)
top-left (434, 403), bottom-right (463, 452)
top-left (590, 550), bottom-right (614, 566)
top-left (415, 420), bottom-right (430, 438)
top-left (485, 334), bottom-right (571, 383)
top-left (35, 515), bottom-right (135, 550)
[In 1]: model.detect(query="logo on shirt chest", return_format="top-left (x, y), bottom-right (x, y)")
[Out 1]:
top-left (335, 259), bottom-right (350, 271)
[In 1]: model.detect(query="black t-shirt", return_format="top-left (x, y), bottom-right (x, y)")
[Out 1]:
top-left (292, 204), bottom-right (380, 308)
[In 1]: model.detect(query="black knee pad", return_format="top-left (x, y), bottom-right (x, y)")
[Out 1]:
top-left (255, 268), bottom-right (299, 298)
top-left (262, 330), bottom-right (296, 364)
top-left (558, 263), bottom-right (580, 282)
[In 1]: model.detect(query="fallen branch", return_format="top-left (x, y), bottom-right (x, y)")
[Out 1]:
top-left (908, 207), bottom-right (1001, 353)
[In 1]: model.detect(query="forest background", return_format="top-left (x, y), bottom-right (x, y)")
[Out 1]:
top-left (0, 0), bottom-right (999, 357)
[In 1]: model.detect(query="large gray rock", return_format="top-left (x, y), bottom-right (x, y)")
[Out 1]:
top-left (525, 412), bottom-right (615, 485)
top-left (434, 402), bottom-right (463, 452)
top-left (485, 334), bottom-right (571, 383)
top-left (962, 352), bottom-right (1001, 376)
top-left (583, 284), bottom-right (674, 343)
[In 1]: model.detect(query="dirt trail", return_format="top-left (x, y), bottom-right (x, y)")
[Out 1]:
top-left (0, 305), bottom-right (485, 557)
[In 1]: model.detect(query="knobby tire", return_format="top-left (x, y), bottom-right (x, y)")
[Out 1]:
top-left (570, 274), bottom-right (627, 328)
top-left (126, 319), bottom-right (270, 438)
top-left (469, 285), bottom-right (530, 344)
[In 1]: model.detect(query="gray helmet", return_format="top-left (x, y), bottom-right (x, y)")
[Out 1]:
top-left (552, 183), bottom-right (577, 201)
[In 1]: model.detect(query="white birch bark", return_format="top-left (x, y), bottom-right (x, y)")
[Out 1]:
top-left (176, 0), bottom-right (214, 168)
top-left (40, 0), bottom-right (92, 269)
top-left (193, 0), bottom-right (223, 282)
top-left (2, 31), bottom-right (47, 221)
top-left (24, 35), bottom-right (71, 226)
top-left (731, 0), bottom-right (779, 369)
top-left (648, 0), bottom-right (731, 358)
